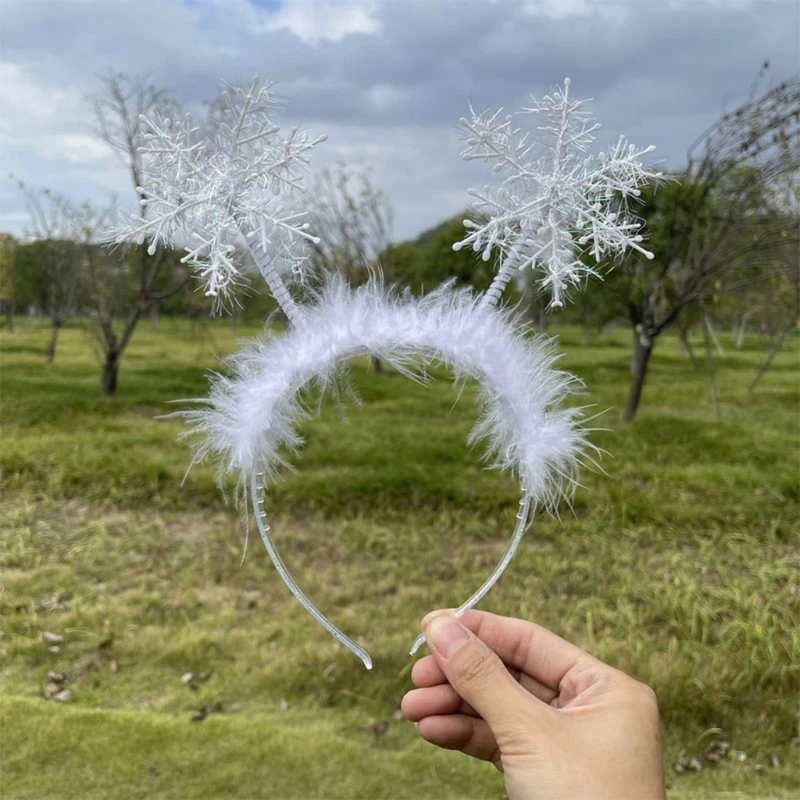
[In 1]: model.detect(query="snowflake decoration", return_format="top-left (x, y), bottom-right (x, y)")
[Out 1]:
top-left (455, 77), bottom-right (663, 308)
top-left (113, 77), bottom-right (326, 312)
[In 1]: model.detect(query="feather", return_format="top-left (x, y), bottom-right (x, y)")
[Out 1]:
top-left (178, 276), bottom-right (591, 513)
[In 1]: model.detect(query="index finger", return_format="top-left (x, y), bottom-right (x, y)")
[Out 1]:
top-left (421, 609), bottom-right (591, 693)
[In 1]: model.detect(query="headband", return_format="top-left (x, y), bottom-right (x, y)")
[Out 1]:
top-left (115, 77), bottom-right (660, 668)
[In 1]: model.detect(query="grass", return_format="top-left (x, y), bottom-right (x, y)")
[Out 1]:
top-left (1, 316), bottom-right (798, 799)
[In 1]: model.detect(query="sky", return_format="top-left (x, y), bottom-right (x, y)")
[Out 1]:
top-left (1, 0), bottom-right (798, 242)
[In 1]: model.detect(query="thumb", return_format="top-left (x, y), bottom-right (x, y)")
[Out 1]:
top-left (425, 616), bottom-right (544, 737)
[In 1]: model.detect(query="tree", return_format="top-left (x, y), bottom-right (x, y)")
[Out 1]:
top-left (302, 164), bottom-right (394, 371)
top-left (89, 72), bottom-right (188, 394)
top-left (305, 164), bottom-right (393, 285)
top-left (0, 234), bottom-right (16, 331)
top-left (379, 239), bottom-right (418, 288)
top-left (619, 72), bottom-right (800, 421)
top-left (380, 212), bottom-right (522, 299)
top-left (15, 184), bottom-right (88, 362)
top-left (414, 215), bottom-right (495, 294)
top-left (747, 167), bottom-right (800, 391)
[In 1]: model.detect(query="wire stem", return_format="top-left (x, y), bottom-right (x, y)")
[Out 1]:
top-left (250, 472), bottom-right (373, 669)
top-left (257, 255), bottom-right (303, 327)
top-left (479, 239), bottom-right (526, 309)
top-left (409, 495), bottom-right (534, 656)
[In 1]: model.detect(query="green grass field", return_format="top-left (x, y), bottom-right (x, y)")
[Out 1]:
top-left (1, 317), bottom-right (798, 799)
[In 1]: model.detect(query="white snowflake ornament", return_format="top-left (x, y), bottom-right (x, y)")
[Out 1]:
top-left (455, 77), bottom-right (663, 308)
top-left (114, 77), bottom-right (325, 317)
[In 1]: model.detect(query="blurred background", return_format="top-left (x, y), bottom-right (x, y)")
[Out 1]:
top-left (1, 1), bottom-right (798, 798)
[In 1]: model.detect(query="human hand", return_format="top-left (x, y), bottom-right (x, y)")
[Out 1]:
top-left (401, 610), bottom-right (665, 800)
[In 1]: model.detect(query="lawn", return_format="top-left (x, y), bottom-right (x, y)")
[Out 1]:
top-left (1, 316), bottom-right (798, 799)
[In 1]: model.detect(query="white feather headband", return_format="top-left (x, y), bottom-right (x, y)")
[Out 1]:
top-left (114, 77), bottom-right (661, 669)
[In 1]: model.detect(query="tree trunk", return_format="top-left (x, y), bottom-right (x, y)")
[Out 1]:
top-left (537, 296), bottom-right (548, 332)
top-left (701, 306), bottom-right (721, 420)
top-left (735, 321), bottom-right (745, 348)
top-left (623, 328), bottom-right (653, 423)
top-left (706, 315), bottom-right (724, 357)
top-left (4, 305), bottom-right (13, 332)
top-left (46, 319), bottom-right (61, 364)
top-left (749, 318), bottom-right (795, 392)
top-left (101, 350), bottom-right (120, 396)
top-left (372, 356), bottom-right (384, 374)
top-left (678, 328), bottom-right (699, 368)
top-left (734, 308), bottom-right (754, 349)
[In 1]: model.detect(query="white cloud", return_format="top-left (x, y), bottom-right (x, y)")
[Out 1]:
top-left (316, 121), bottom-right (477, 240)
top-left (365, 84), bottom-right (406, 112)
top-left (0, 63), bottom-right (116, 169)
top-left (42, 135), bottom-right (113, 165)
top-left (520, 0), bottom-right (599, 18)
top-left (262, 0), bottom-right (380, 44)
top-left (0, 63), bottom-right (79, 123)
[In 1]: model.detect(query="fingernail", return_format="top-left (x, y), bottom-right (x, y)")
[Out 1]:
top-left (427, 617), bottom-right (470, 659)
top-left (420, 609), bottom-right (454, 631)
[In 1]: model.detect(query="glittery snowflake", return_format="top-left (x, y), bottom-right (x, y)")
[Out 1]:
top-left (113, 77), bottom-right (326, 314)
top-left (455, 78), bottom-right (663, 308)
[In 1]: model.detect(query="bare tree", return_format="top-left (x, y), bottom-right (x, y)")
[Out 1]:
top-left (16, 184), bottom-right (87, 362)
top-left (305, 164), bottom-right (393, 281)
top-left (620, 70), bottom-right (800, 421)
top-left (748, 270), bottom-right (799, 391)
top-left (699, 298), bottom-right (722, 420)
top-left (748, 169), bottom-right (800, 391)
top-left (305, 163), bottom-right (394, 370)
top-left (0, 234), bottom-right (17, 332)
top-left (89, 72), bottom-right (188, 394)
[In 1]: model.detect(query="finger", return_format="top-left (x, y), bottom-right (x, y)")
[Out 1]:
top-left (411, 654), bottom-right (446, 688)
top-left (420, 608), bottom-right (456, 629)
top-left (425, 616), bottom-right (552, 736)
top-left (402, 684), bottom-right (478, 722)
top-left (509, 667), bottom-right (559, 705)
top-left (414, 651), bottom-right (557, 705)
top-left (422, 608), bottom-right (589, 693)
top-left (417, 714), bottom-right (501, 768)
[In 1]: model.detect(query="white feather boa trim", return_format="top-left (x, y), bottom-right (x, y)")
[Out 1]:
top-left (180, 279), bottom-right (590, 511)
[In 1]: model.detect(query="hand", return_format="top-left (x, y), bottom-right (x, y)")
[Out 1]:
top-left (401, 610), bottom-right (665, 800)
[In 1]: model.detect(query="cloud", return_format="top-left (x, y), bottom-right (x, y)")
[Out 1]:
top-left (263, 0), bottom-right (381, 44)
top-left (0, 61), bottom-right (120, 181)
top-left (0, 0), bottom-right (797, 241)
top-left (0, 63), bottom-right (78, 124)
